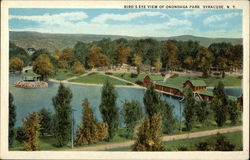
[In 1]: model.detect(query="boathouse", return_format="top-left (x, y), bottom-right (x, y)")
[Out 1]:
top-left (143, 75), bottom-right (163, 87)
top-left (183, 80), bottom-right (206, 92)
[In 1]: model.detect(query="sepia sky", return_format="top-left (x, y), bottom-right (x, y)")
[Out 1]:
top-left (9, 8), bottom-right (242, 38)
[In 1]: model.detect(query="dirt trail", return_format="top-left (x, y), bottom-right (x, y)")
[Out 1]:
top-left (69, 126), bottom-right (242, 151)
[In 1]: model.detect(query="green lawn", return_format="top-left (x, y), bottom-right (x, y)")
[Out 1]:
top-left (51, 69), bottom-right (77, 81)
top-left (69, 72), bottom-right (132, 85)
top-left (106, 131), bottom-right (242, 151)
top-left (112, 73), bottom-right (164, 84)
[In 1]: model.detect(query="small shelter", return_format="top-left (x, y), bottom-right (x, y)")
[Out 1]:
top-left (22, 72), bottom-right (41, 82)
top-left (143, 75), bottom-right (164, 87)
top-left (183, 80), bottom-right (206, 92)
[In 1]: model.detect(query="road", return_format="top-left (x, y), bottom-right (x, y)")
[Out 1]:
top-left (69, 126), bottom-right (242, 151)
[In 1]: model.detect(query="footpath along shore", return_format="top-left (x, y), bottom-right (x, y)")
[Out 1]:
top-left (69, 126), bottom-right (242, 151)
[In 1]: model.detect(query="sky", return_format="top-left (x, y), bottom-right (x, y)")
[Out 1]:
top-left (9, 8), bottom-right (242, 38)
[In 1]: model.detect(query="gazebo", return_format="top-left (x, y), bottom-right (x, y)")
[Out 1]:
top-left (22, 72), bottom-right (41, 82)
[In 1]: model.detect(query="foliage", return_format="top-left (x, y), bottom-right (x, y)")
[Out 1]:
top-left (196, 47), bottom-right (213, 77)
top-left (23, 112), bottom-right (40, 151)
top-left (122, 100), bottom-right (143, 138)
top-left (9, 92), bottom-right (16, 147)
top-left (164, 40), bottom-right (179, 71)
top-left (87, 44), bottom-right (109, 68)
top-left (72, 61), bottom-right (85, 74)
top-left (215, 133), bottom-right (235, 151)
top-left (73, 41), bottom-right (89, 66)
top-left (183, 87), bottom-right (196, 131)
top-left (9, 42), bottom-right (30, 66)
top-left (133, 114), bottom-right (165, 151)
top-left (143, 84), bottom-right (161, 119)
top-left (16, 127), bottom-right (26, 143)
top-left (160, 101), bottom-right (176, 134)
top-left (33, 54), bottom-right (54, 80)
top-left (212, 81), bottom-right (228, 127)
top-left (183, 56), bottom-right (194, 70)
top-left (52, 83), bottom-right (73, 147)
top-left (75, 99), bottom-right (108, 145)
top-left (195, 100), bottom-right (210, 125)
top-left (9, 57), bottom-right (24, 73)
top-left (99, 80), bottom-right (119, 140)
top-left (228, 99), bottom-right (239, 125)
top-left (153, 57), bottom-right (162, 72)
top-left (195, 141), bottom-right (211, 151)
top-left (38, 108), bottom-right (53, 136)
top-left (115, 43), bottom-right (130, 65)
top-left (133, 55), bottom-right (142, 74)
top-left (57, 48), bottom-right (75, 69)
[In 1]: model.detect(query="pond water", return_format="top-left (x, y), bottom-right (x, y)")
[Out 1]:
top-left (9, 74), bottom-right (242, 131)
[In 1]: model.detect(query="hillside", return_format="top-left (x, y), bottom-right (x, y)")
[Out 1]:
top-left (9, 31), bottom-right (242, 52)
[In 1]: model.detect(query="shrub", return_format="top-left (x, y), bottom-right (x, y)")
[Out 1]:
top-left (161, 72), bottom-right (165, 77)
top-left (170, 73), bottom-right (178, 78)
top-left (196, 142), bottom-right (211, 151)
top-left (130, 73), bottom-right (138, 78)
top-left (213, 72), bottom-right (221, 76)
top-left (105, 72), bottom-right (113, 75)
top-left (135, 80), bottom-right (143, 86)
top-left (177, 146), bottom-right (188, 151)
top-left (16, 127), bottom-right (26, 143)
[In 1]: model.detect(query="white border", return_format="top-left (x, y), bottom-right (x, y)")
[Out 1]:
top-left (1, 1), bottom-right (249, 159)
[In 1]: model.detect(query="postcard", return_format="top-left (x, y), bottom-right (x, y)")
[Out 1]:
top-left (1, 0), bottom-right (249, 159)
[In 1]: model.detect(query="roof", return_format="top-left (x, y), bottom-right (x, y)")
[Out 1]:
top-left (146, 75), bottom-right (164, 81)
top-left (185, 80), bottom-right (207, 87)
top-left (23, 72), bottom-right (41, 78)
top-left (198, 90), bottom-right (213, 97)
top-left (154, 81), bottom-right (184, 92)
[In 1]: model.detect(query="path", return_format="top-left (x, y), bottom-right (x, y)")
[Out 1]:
top-left (62, 71), bottom-right (94, 82)
top-left (69, 126), bottom-right (242, 151)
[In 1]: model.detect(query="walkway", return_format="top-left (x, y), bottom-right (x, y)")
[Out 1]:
top-left (69, 126), bottom-right (242, 151)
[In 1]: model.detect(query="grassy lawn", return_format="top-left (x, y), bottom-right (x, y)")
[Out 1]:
top-left (106, 131), bottom-right (242, 151)
top-left (69, 72), bottom-right (132, 85)
top-left (51, 69), bottom-right (77, 81)
top-left (112, 73), bottom-right (164, 84)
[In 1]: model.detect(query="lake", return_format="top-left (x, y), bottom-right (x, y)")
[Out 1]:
top-left (9, 74), bottom-right (242, 131)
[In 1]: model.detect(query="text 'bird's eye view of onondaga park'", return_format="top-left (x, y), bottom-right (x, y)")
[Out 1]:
top-left (8, 8), bottom-right (243, 151)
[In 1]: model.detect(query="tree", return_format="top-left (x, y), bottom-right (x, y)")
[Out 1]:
top-left (99, 80), bottom-right (119, 140)
top-left (161, 101), bottom-right (176, 134)
top-left (143, 84), bottom-right (161, 119)
top-left (164, 40), bottom-right (179, 72)
top-left (183, 87), bottom-right (196, 131)
top-left (212, 81), bottom-right (228, 127)
top-left (9, 92), bottom-right (16, 147)
top-left (196, 47), bottom-right (212, 77)
top-left (184, 56), bottom-right (194, 70)
top-left (58, 48), bottom-right (75, 69)
top-left (217, 57), bottom-right (228, 78)
top-left (153, 57), bottom-right (162, 72)
top-left (73, 41), bottom-right (89, 67)
top-left (115, 43), bottom-right (130, 66)
top-left (122, 100), bottom-right (143, 138)
top-left (72, 61), bottom-right (85, 74)
top-left (215, 133), bottom-right (235, 151)
top-left (195, 100), bottom-right (210, 125)
top-left (52, 83), bottom-right (73, 147)
top-left (196, 141), bottom-right (211, 151)
top-left (23, 112), bottom-right (40, 151)
top-left (87, 45), bottom-right (109, 69)
top-left (75, 99), bottom-right (108, 145)
top-left (9, 57), bottom-right (24, 73)
top-left (228, 99), bottom-right (239, 125)
top-left (133, 55), bottom-right (142, 74)
top-left (133, 114), bottom-right (165, 151)
top-left (9, 42), bottom-right (30, 66)
top-left (38, 108), bottom-right (52, 136)
top-left (33, 54), bottom-right (54, 80)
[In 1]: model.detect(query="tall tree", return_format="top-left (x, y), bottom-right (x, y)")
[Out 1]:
top-left (160, 101), bottom-right (176, 134)
top-left (183, 87), bottom-right (196, 131)
top-left (9, 57), bottom-right (24, 73)
top-left (217, 57), bottom-right (228, 78)
top-left (115, 43), bottom-right (130, 66)
top-left (58, 48), bottom-right (75, 69)
top-left (75, 99), bottom-right (108, 145)
top-left (228, 99), bottom-right (239, 125)
top-left (99, 80), bottom-right (119, 140)
top-left (73, 41), bottom-right (89, 67)
top-left (153, 57), bottom-right (162, 72)
top-left (196, 47), bottom-right (213, 77)
top-left (143, 84), bottom-right (161, 119)
top-left (87, 45), bottom-right (109, 69)
top-left (184, 56), bottom-right (194, 70)
top-left (133, 114), bottom-right (165, 151)
top-left (52, 83), bottom-right (73, 146)
top-left (9, 92), bottom-right (16, 147)
top-left (23, 112), bottom-right (40, 151)
top-left (212, 81), bottom-right (228, 127)
top-left (164, 40), bottom-right (179, 72)
top-left (38, 108), bottom-right (52, 136)
top-left (133, 55), bottom-right (142, 75)
top-left (122, 100), bottom-right (143, 138)
top-left (195, 100), bottom-right (210, 125)
top-left (33, 54), bottom-right (54, 80)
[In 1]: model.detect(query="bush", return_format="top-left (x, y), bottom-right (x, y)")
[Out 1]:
top-left (121, 73), bottom-right (125, 77)
top-left (177, 146), bottom-right (188, 151)
top-left (161, 72), bottom-right (165, 77)
top-left (130, 73), bottom-right (138, 78)
top-left (170, 73), bottom-right (178, 78)
top-left (196, 142), bottom-right (211, 151)
top-left (16, 127), bottom-right (26, 143)
top-left (105, 72), bottom-right (113, 75)
top-left (213, 72), bottom-right (221, 76)
top-left (135, 80), bottom-right (143, 86)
